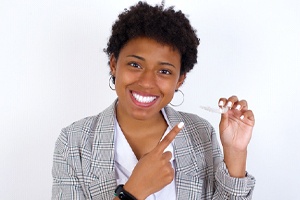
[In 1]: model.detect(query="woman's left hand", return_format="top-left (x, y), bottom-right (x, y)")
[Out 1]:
top-left (219, 95), bottom-right (255, 151)
top-left (218, 95), bottom-right (255, 177)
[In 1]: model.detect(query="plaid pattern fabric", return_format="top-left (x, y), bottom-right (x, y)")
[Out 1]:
top-left (52, 100), bottom-right (255, 199)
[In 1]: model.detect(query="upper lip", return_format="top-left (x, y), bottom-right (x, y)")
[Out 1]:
top-left (131, 90), bottom-right (158, 97)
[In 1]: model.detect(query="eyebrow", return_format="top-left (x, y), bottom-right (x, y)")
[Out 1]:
top-left (126, 55), bottom-right (175, 68)
top-left (127, 55), bottom-right (145, 61)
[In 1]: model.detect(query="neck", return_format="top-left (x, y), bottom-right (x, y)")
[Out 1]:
top-left (115, 105), bottom-right (167, 138)
top-left (115, 104), bottom-right (168, 159)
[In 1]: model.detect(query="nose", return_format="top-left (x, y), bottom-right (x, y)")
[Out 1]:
top-left (138, 70), bottom-right (156, 89)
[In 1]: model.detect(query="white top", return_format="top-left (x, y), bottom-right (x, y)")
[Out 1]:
top-left (114, 108), bottom-right (176, 200)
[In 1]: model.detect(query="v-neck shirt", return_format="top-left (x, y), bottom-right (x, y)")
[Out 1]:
top-left (114, 108), bottom-right (176, 200)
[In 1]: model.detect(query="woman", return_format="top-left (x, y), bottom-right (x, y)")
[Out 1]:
top-left (52, 2), bottom-right (255, 199)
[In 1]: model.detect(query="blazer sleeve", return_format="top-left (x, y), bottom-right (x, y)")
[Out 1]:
top-left (213, 162), bottom-right (256, 199)
top-left (210, 124), bottom-right (256, 199)
top-left (52, 129), bottom-right (86, 200)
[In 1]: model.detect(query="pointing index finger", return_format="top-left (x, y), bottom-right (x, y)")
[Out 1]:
top-left (155, 122), bottom-right (184, 154)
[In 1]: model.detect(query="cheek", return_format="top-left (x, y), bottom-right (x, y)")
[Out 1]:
top-left (159, 78), bottom-right (179, 90)
top-left (159, 81), bottom-right (177, 97)
top-left (116, 73), bottom-right (135, 83)
top-left (114, 69), bottom-right (137, 89)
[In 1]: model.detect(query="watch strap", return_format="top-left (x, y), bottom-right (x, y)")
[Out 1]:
top-left (114, 184), bottom-right (137, 200)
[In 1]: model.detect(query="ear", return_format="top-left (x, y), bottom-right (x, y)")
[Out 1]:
top-left (176, 73), bottom-right (186, 90)
top-left (109, 54), bottom-right (117, 76)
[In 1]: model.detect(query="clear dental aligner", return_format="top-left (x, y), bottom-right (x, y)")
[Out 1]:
top-left (199, 105), bottom-right (229, 114)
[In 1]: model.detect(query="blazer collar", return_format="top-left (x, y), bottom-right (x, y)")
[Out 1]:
top-left (90, 102), bottom-right (199, 174)
top-left (90, 100), bottom-right (117, 177)
top-left (164, 106), bottom-right (202, 199)
top-left (90, 101), bottom-right (201, 198)
top-left (164, 106), bottom-right (199, 174)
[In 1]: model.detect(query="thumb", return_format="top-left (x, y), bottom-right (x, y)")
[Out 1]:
top-left (219, 112), bottom-right (229, 132)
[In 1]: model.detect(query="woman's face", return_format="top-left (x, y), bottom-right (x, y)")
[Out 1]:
top-left (110, 37), bottom-right (185, 121)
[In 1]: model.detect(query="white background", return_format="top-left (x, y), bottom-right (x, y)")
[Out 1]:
top-left (1, 0), bottom-right (299, 199)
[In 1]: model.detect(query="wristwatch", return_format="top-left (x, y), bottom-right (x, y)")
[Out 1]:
top-left (114, 184), bottom-right (137, 200)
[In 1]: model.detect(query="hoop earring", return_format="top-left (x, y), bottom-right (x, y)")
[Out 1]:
top-left (109, 75), bottom-right (115, 90)
top-left (169, 89), bottom-right (184, 107)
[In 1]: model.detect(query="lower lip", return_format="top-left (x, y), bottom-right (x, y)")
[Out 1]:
top-left (130, 93), bottom-right (158, 107)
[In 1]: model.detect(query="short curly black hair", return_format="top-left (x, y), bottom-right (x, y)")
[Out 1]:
top-left (104, 1), bottom-right (200, 79)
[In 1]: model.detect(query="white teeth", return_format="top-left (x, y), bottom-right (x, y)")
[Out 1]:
top-left (132, 92), bottom-right (157, 103)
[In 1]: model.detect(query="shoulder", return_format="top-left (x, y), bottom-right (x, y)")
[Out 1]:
top-left (61, 115), bottom-right (99, 141)
top-left (54, 114), bottom-right (100, 154)
top-left (164, 106), bottom-right (214, 131)
top-left (178, 111), bottom-right (215, 139)
top-left (179, 111), bottom-right (212, 127)
top-left (55, 101), bottom-right (116, 150)
top-left (164, 106), bottom-right (216, 146)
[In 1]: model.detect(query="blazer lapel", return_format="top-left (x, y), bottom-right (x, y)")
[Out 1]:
top-left (88, 103), bottom-right (204, 199)
top-left (89, 100), bottom-right (118, 199)
top-left (164, 106), bottom-right (203, 199)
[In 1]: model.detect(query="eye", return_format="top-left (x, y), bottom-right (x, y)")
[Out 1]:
top-left (129, 62), bottom-right (141, 69)
top-left (159, 69), bottom-right (171, 75)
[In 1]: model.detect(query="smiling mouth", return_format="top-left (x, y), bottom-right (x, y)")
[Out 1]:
top-left (132, 92), bottom-right (157, 103)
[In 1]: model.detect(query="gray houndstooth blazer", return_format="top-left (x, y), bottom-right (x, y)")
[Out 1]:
top-left (52, 100), bottom-right (255, 200)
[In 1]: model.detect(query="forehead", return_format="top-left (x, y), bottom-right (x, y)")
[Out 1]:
top-left (119, 37), bottom-right (181, 58)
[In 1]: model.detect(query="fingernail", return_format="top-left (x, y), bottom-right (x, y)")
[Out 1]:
top-left (226, 101), bottom-right (233, 108)
top-left (219, 100), bottom-right (224, 107)
top-left (240, 115), bottom-right (245, 120)
top-left (236, 105), bottom-right (241, 110)
top-left (178, 122), bottom-right (184, 129)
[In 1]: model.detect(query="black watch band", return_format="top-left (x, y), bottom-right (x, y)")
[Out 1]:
top-left (114, 184), bottom-right (137, 200)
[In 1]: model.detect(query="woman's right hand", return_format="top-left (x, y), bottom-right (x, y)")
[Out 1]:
top-left (123, 122), bottom-right (184, 200)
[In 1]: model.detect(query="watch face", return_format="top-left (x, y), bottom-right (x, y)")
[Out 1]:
top-left (119, 192), bottom-right (126, 199)
top-left (115, 185), bottom-right (136, 200)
